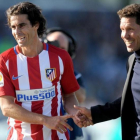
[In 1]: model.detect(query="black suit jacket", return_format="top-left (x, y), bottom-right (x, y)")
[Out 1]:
top-left (91, 53), bottom-right (136, 140)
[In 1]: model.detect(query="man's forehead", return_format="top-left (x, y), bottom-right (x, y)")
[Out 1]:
top-left (120, 17), bottom-right (136, 24)
top-left (10, 14), bottom-right (28, 21)
top-left (120, 17), bottom-right (137, 27)
top-left (10, 15), bottom-right (29, 25)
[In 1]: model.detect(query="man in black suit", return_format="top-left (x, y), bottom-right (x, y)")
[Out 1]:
top-left (74, 3), bottom-right (140, 140)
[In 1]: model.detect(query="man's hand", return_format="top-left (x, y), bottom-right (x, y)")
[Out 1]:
top-left (43, 114), bottom-right (73, 133)
top-left (73, 105), bottom-right (93, 127)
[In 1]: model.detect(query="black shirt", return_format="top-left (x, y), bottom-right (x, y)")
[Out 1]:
top-left (131, 49), bottom-right (140, 140)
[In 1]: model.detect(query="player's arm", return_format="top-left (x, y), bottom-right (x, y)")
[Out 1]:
top-left (63, 93), bottom-right (82, 127)
top-left (75, 87), bottom-right (86, 104)
top-left (63, 92), bottom-right (79, 115)
top-left (0, 95), bottom-right (44, 123)
top-left (63, 93), bottom-right (91, 127)
top-left (0, 95), bottom-right (73, 133)
top-left (74, 71), bottom-right (86, 104)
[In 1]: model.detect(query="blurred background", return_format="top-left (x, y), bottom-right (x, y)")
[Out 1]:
top-left (0, 0), bottom-right (140, 140)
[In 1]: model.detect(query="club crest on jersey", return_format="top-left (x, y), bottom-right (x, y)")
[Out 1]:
top-left (46, 68), bottom-right (56, 81)
top-left (0, 72), bottom-right (4, 87)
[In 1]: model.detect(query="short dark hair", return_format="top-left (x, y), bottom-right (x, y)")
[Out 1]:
top-left (117, 4), bottom-right (140, 25)
top-left (6, 2), bottom-right (46, 37)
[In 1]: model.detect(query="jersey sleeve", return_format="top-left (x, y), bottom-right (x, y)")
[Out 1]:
top-left (60, 52), bottom-right (80, 94)
top-left (0, 55), bottom-right (16, 97)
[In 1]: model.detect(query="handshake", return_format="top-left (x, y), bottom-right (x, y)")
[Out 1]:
top-left (48, 105), bottom-right (93, 134)
top-left (72, 105), bottom-right (93, 128)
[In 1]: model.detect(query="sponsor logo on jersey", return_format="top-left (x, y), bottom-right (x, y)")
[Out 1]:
top-left (46, 68), bottom-right (56, 81)
top-left (12, 75), bottom-right (23, 80)
top-left (0, 72), bottom-right (4, 87)
top-left (16, 86), bottom-right (55, 102)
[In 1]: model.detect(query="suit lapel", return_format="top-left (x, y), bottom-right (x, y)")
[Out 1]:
top-left (121, 54), bottom-right (135, 112)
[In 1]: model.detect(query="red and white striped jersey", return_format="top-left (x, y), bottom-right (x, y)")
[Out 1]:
top-left (0, 43), bottom-right (79, 140)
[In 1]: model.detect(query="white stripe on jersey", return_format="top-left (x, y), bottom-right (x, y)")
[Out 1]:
top-left (42, 125), bottom-right (51, 140)
top-left (39, 50), bottom-right (52, 88)
top-left (17, 54), bottom-right (32, 139)
top-left (21, 103), bottom-right (32, 140)
top-left (22, 125), bottom-right (32, 140)
top-left (11, 127), bottom-right (18, 140)
top-left (57, 82), bottom-right (61, 117)
top-left (39, 50), bottom-right (52, 139)
top-left (57, 132), bottom-right (67, 140)
top-left (58, 56), bottom-right (64, 75)
top-left (6, 60), bottom-right (9, 72)
top-left (57, 56), bottom-right (63, 117)
top-left (17, 54), bottom-right (30, 90)
top-left (8, 118), bottom-right (18, 140)
top-left (56, 56), bottom-right (67, 140)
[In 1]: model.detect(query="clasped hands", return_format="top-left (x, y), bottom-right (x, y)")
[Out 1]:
top-left (45, 105), bottom-right (93, 133)
top-left (72, 105), bottom-right (93, 128)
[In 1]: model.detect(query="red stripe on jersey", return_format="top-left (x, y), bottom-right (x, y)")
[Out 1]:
top-left (65, 130), bottom-right (69, 140)
top-left (27, 56), bottom-right (42, 89)
top-left (8, 55), bottom-right (24, 140)
top-left (49, 50), bottom-right (70, 140)
top-left (51, 82), bottom-right (59, 140)
top-left (27, 56), bottom-right (44, 140)
top-left (59, 107), bottom-right (70, 140)
top-left (7, 127), bottom-right (13, 140)
top-left (48, 51), bottom-right (59, 140)
top-left (43, 42), bottom-right (47, 50)
top-left (59, 100), bottom-right (69, 140)
top-left (8, 54), bottom-right (20, 90)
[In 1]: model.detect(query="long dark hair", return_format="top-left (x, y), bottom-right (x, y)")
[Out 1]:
top-left (6, 2), bottom-right (46, 37)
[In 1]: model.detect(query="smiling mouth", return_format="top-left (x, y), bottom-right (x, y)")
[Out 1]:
top-left (125, 41), bottom-right (133, 46)
top-left (18, 37), bottom-right (25, 42)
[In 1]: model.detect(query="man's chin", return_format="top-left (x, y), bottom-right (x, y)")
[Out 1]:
top-left (18, 43), bottom-right (24, 47)
top-left (127, 47), bottom-right (134, 53)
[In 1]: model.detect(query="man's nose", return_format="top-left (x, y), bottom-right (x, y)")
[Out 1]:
top-left (121, 30), bottom-right (129, 39)
top-left (13, 27), bottom-right (21, 35)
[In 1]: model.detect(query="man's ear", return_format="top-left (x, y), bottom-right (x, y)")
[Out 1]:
top-left (34, 22), bottom-right (39, 29)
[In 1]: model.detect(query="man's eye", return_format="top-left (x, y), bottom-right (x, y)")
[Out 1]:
top-left (19, 25), bottom-right (24, 28)
top-left (19, 24), bottom-right (25, 28)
